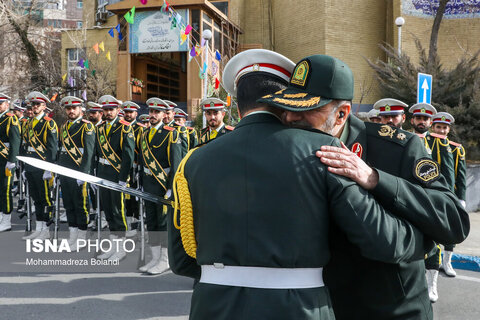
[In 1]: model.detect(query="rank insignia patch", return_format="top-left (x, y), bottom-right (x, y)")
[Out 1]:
top-left (414, 158), bottom-right (440, 186)
top-left (351, 142), bottom-right (363, 158)
top-left (290, 61), bottom-right (309, 87)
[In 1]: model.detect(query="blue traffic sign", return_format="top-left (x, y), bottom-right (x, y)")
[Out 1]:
top-left (417, 73), bottom-right (432, 104)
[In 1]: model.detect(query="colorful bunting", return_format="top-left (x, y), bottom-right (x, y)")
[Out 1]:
top-left (62, 73), bottom-right (67, 82)
top-left (108, 28), bottom-right (115, 38)
top-left (119, 32), bottom-right (123, 41)
top-left (93, 43), bottom-right (99, 54)
top-left (99, 41), bottom-right (105, 52)
top-left (78, 59), bottom-right (84, 68)
top-left (188, 55), bottom-right (193, 63)
top-left (215, 50), bottom-right (222, 61)
top-left (180, 31), bottom-right (187, 45)
top-left (226, 95), bottom-right (231, 107)
top-left (198, 68), bottom-right (204, 80)
top-left (140, 0), bottom-right (147, 4)
top-left (91, 69), bottom-right (96, 76)
top-left (82, 90), bottom-right (87, 100)
top-left (211, 61), bottom-right (218, 76)
top-left (185, 25), bottom-right (192, 35)
top-left (195, 44), bottom-right (201, 56)
top-left (176, 13), bottom-right (182, 26)
top-left (84, 59), bottom-right (89, 69)
top-left (106, 51), bottom-right (111, 61)
top-left (201, 38), bottom-right (206, 47)
top-left (190, 46), bottom-right (196, 57)
top-left (68, 77), bottom-right (74, 87)
top-left (215, 78), bottom-right (220, 90)
top-left (124, 7), bottom-right (135, 24)
top-left (115, 24), bottom-right (121, 33)
top-left (207, 82), bottom-right (214, 97)
top-left (50, 93), bottom-right (58, 102)
top-left (203, 62), bottom-right (207, 73)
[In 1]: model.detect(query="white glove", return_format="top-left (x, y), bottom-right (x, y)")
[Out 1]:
top-left (119, 181), bottom-right (127, 187)
top-left (77, 179), bottom-right (85, 187)
top-left (165, 189), bottom-right (172, 199)
top-left (460, 200), bottom-right (466, 209)
top-left (42, 171), bottom-right (53, 180)
top-left (5, 161), bottom-right (16, 171)
top-left (90, 183), bottom-right (98, 192)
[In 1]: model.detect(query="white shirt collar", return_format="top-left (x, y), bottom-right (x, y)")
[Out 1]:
top-left (210, 122), bottom-right (225, 133)
top-left (108, 116), bottom-right (118, 126)
top-left (35, 112), bottom-right (45, 121)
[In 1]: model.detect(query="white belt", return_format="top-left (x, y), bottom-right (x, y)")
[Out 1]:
top-left (61, 147), bottom-right (84, 154)
top-left (99, 157), bottom-right (111, 166)
top-left (27, 146), bottom-right (36, 152)
top-left (200, 265), bottom-right (324, 289)
top-left (144, 167), bottom-right (170, 176)
top-left (2, 142), bottom-right (9, 147)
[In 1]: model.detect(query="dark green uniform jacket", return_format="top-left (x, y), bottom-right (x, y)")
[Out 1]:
top-left (426, 132), bottom-right (456, 192)
top-left (324, 116), bottom-right (469, 320)
top-left (24, 113), bottom-right (58, 168)
top-left (58, 118), bottom-right (95, 172)
top-left (169, 113), bottom-right (429, 320)
top-left (199, 123), bottom-right (234, 143)
top-left (450, 141), bottom-right (467, 201)
top-left (187, 126), bottom-right (198, 150)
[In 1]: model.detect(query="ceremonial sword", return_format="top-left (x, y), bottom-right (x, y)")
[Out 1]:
top-left (17, 156), bottom-right (173, 206)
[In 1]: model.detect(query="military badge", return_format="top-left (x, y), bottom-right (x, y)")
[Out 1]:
top-left (378, 125), bottom-right (396, 138)
top-left (442, 116), bottom-right (446, 121)
top-left (421, 108), bottom-right (426, 114)
top-left (290, 61), bottom-right (309, 87)
top-left (413, 158), bottom-right (440, 186)
top-left (397, 133), bottom-right (406, 141)
top-left (351, 142), bottom-right (363, 158)
top-left (385, 105), bottom-right (391, 112)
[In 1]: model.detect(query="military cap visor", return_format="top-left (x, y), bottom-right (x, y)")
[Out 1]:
top-left (60, 96), bottom-right (84, 107)
top-left (374, 98), bottom-right (407, 116)
top-left (0, 93), bottom-right (11, 102)
top-left (146, 97), bottom-right (169, 110)
top-left (121, 101), bottom-right (140, 111)
top-left (433, 112), bottom-right (454, 125)
top-left (27, 91), bottom-right (50, 104)
top-left (257, 55), bottom-right (354, 111)
top-left (409, 103), bottom-right (437, 118)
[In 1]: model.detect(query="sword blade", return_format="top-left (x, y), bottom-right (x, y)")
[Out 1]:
top-left (17, 156), bottom-right (171, 205)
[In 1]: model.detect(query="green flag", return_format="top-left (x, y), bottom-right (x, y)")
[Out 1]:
top-left (84, 59), bottom-right (89, 69)
top-left (124, 6), bottom-right (135, 24)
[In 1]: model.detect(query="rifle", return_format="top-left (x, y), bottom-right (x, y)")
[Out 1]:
top-left (19, 176), bottom-right (32, 232)
top-left (46, 175), bottom-right (60, 240)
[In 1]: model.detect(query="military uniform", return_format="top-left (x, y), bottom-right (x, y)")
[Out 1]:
top-left (199, 98), bottom-right (234, 143)
top-left (374, 98), bottom-right (408, 129)
top-left (173, 108), bottom-right (197, 151)
top-left (0, 93), bottom-right (21, 232)
top-left (257, 55), bottom-right (469, 319)
top-left (95, 95), bottom-right (135, 260)
top-left (139, 98), bottom-right (183, 275)
top-left (58, 96), bottom-right (95, 248)
top-left (22, 92), bottom-right (58, 240)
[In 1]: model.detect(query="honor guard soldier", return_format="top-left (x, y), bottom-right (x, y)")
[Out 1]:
top-left (87, 102), bottom-right (104, 126)
top-left (374, 98), bottom-right (408, 129)
top-left (0, 93), bottom-right (21, 232)
top-left (408, 102), bottom-right (437, 152)
top-left (174, 108), bottom-right (198, 150)
top-left (122, 101), bottom-right (145, 237)
top-left (366, 108), bottom-right (381, 123)
top-left (138, 97), bottom-right (183, 275)
top-left (12, 101), bottom-right (26, 120)
top-left (95, 95), bottom-right (135, 261)
top-left (22, 91), bottom-right (58, 240)
top-left (58, 96), bottom-right (95, 249)
top-left (162, 100), bottom-right (177, 126)
top-left (259, 54), bottom-right (468, 319)
top-left (169, 49), bottom-right (439, 320)
top-left (139, 114), bottom-right (150, 127)
top-left (199, 98), bottom-right (233, 143)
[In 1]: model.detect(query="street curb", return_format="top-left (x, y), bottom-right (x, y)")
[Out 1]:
top-left (451, 253), bottom-right (480, 272)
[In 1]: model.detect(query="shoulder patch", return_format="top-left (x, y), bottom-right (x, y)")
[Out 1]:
top-left (21, 118), bottom-right (28, 122)
top-left (6, 112), bottom-right (13, 117)
top-left (430, 132), bottom-right (447, 140)
top-left (413, 158), bottom-right (440, 186)
top-left (225, 125), bottom-right (235, 131)
top-left (137, 122), bottom-right (146, 128)
top-left (82, 119), bottom-right (91, 123)
top-left (44, 116), bottom-right (52, 121)
top-left (164, 125), bottom-right (175, 131)
top-left (119, 119), bottom-right (131, 126)
top-left (449, 140), bottom-right (461, 147)
top-left (366, 123), bottom-right (413, 146)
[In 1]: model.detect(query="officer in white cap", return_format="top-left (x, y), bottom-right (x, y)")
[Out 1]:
top-left (86, 102), bottom-right (104, 126)
top-left (366, 108), bottom-right (381, 123)
top-left (22, 91), bottom-right (58, 240)
top-left (374, 98), bottom-right (408, 128)
top-left (199, 98), bottom-right (233, 143)
top-left (173, 108), bottom-right (197, 150)
top-left (0, 93), bottom-right (21, 232)
top-left (162, 100), bottom-right (177, 126)
top-left (409, 102), bottom-right (437, 137)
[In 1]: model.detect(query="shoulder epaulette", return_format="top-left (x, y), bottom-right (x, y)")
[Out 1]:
top-left (430, 132), bottom-right (447, 140)
top-left (366, 123), bottom-right (413, 146)
top-left (225, 125), bottom-right (235, 131)
top-left (6, 112), bottom-right (13, 117)
top-left (21, 118), bottom-right (28, 122)
top-left (136, 122), bottom-right (146, 128)
top-left (119, 119), bottom-right (130, 126)
top-left (44, 116), bottom-right (52, 121)
top-left (187, 126), bottom-right (194, 130)
top-left (164, 125), bottom-right (175, 131)
top-left (201, 127), bottom-right (209, 134)
top-left (449, 140), bottom-right (462, 147)
top-left (82, 119), bottom-right (91, 123)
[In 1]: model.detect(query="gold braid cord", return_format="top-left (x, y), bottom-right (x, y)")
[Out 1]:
top-left (172, 147), bottom-right (199, 258)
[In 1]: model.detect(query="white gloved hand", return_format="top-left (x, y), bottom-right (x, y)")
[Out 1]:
top-left (90, 183), bottom-right (98, 192)
top-left (77, 179), bottom-right (85, 187)
top-left (42, 171), bottom-right (53, 180)
top-left (5, 161), bottom-right (16, 171)
top-left (119, 181), bottom-right (127, 187)
top-left (165, 189), bottom-right (172, 199)
top-left (460, 200), bottom-right (466, 209)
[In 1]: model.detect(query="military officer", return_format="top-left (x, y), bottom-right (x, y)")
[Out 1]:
top-left (374, 98), bottom-right (408, 128)
top-left (86, 102), bottom-right (104, 126)
top-left (95, 95), bottom-right (135, 261)
top-left (22, 92), bottom-right (58, 240)
top-left (58, 96), bottom-right (95, 249)
top-left (170, 49), bottom-right (433, 320)
top-left (162, 100), bottom-right (177, 126)
top-left (0, 93), bottom-right (21, 232)
top-left (366, 108), bottom-right (381, 123)
top-left (198, 98), bottom-right (234, 143)
top-left (122, 101), bottom-right (145, 237)
top-left (260, 54), bottom-right (469, 319)
top-left (174, 108), bottom-right (198, 150)
top-left (139, 114), bottom-right (150, 127)
top-left (12, 102), bottom-right (26, 120)
top-left (138, 97), bottom-right (183, 275)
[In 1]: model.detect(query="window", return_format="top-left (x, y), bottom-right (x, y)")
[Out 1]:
top-left (211, 1), bottom-right (228, 16)
top-left (77, 0), bottom-right (83, 9)
top-left (66, 48), bottom-right (87, 97)
top-left (77, 21), bottom-right (83, 28)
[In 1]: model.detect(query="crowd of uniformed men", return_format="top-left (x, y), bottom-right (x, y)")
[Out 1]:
top-left (0, 48), bottom-right (470, 319)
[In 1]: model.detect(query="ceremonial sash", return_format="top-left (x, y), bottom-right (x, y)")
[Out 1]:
top-left (0, 140), bottom-right (8, 159)
top-left (27, 122), bottom-right (47, 160)
top-left (141, 130), bottom-right (168, 191)
top-left (60, 123), bottom-right (83, 167)
top-left (97, 125), bottom-right (121, 172)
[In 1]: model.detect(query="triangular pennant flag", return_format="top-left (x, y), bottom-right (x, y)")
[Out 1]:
top-left (124, 7), bottom-right (135, 24)
top-left (215, 78), bottom-right (220, 90)
top-left (170, 17), bottom-right (177, 29)
top-left (188, 55), bottom-right (193, 63)
top-left (84, 59), bottom-right (89, 69)
top-left (201, 38), bottom-right (206, 47)
top-left (198, 68), bottom-right (204, 80)
top-left (226, 95), bottom-right (231, 107)
top-left (140, 0), bottom-right (147, 4)
top-left (115, 23), bottom-right (121, 33)
top-left (68, 76), bottom-right (74, 87)
top-left (106, 51), bottom-right (111, 61)
top-left (119, 32), bottom-right (123, 41)
top-left (185, 25), bottom-right (192, 35)
top-left (62, 73), bottom-right (67, 81)
top-left (215, 50), bottom-right (222, 61)
top-left (180, 31), bottom-right (187, 45)
top-left (91, 69), bottom-right (96, 76)
top-left (82, 90), bottom-right (87, 100)
top-left (203, 62), bottom-right (208, 73)
top-left (108, 28), bottom-right (115, 38)
top-left (176, 13), bottom-right (182, 26)
top-left (93, 43), bottom-right (99, 54)
top-left (99, 41), bottom-right (105, 52)
top-left (207, 82), bottom-right (214, 97)
top-left (78, 59), bottom-right (84, 68)
top-left (50, 93), bottom-right (58, 102)
top-left (165, 1), bottom-right (169, 12)
top-left (211, 61), bottom-right (218, 76)
top-left (190, 46), bottom-right (196, 57)
top-left (195, 44), bottom-right (201, 56)
top-left (161, 1), bottom-right (167, 13)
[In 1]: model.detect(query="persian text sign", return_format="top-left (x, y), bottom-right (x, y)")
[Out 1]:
top-left (130, 10), bottom-right (189, 53)
top-left (402, 0), bottom-right (480, 19)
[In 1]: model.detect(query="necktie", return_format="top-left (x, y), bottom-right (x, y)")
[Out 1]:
top-left (106, 123), bottom-right (112, 135)
top-left (210, 129), bottom-right (218, 139)
top-left (32, 118), bottom-right (39, 128)
top-left (149, 128), bottom-right (156, 142)
top-left (68, 121), bottom-right (73, 130)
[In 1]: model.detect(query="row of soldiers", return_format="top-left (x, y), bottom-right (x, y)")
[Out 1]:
top-left (366, 98), bottom-right (467, 302)
top-left (0, 91), bottom-right (233, 275)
